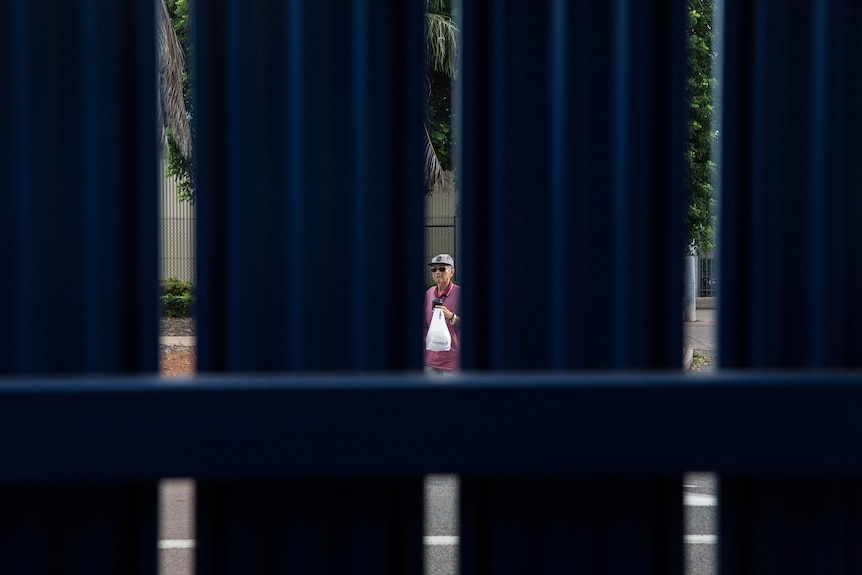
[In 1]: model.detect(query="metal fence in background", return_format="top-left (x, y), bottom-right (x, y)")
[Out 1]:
top-left (698, 252), bottom-right (717, 297)
top-left (160, 172), bottom-right (196, 283)
top-left (160, 196), bottom-right (453, 287)
top-left (162, 211), bottom-right (708, 297)
top-left (425, 216), bottom-right (457, 269)
top-left (425, 186), bottom-right (459, 279)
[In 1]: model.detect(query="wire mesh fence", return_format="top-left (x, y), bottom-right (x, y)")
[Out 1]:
top-left (160, 172), bottom-right (196, 283)
top-left (159, 194), bottom-right (452, 288)
top-left (425, 217), bottom-right (457, 278)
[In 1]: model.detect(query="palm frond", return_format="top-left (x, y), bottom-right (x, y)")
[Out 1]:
top-left (426, 0), bottom-right (449, 13)
top-left (426, 13), bottom-right (458, 78)
top-left (424, 124), bottom-right (450, 195)
top-left (157, 0), bottom-right (192, 159)
top-left (424, 3), bottom-right (457, 194)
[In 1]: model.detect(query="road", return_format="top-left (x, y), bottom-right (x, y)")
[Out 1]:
top-left (159, 480), bottom-right (195, 575)
top-left (158, 313), bottom-right (719, 573)
top-left (684, 472), bottom-right (718, 575)
top-left (159, 473), bottom-right (718, 575)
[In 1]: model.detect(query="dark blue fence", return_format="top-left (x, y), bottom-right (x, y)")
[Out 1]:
top-left (2, 0), bottom-right (862, 573)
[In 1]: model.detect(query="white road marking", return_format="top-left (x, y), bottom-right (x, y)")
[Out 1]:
top-left (159, 491), bottom-right (717, 552)
top-left (425, 534), bottom-right (717, 546)
top-left (159, 533), bottom-right (716, 549)
top-left (685, 493), bottom-right (717, 506)
top-left (159, 539), bottom-right (195, 549)
top-left (159, 537), bottom-right (463, 549)
top-left (685, 534), bottom-right (717, 544)
top-left (425, 536), bottom-right (459, 546)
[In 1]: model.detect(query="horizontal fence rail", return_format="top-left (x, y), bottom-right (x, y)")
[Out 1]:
top-left (2, 372), bottom-right (862, 480)
top-left (3, 373), bottom-right (862, 574)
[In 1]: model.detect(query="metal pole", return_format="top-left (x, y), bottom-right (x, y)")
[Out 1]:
top-left (683, 255), bottom-right (697, 322)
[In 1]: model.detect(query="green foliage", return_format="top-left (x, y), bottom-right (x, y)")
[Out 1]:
top-left (166, 128), bottom-right (195, 202)
top-left (686, 0), bottom-right (717, 254)
top-left (161, 277), bottom-right (194, 317)
top-left (427, 70), bottom-right (454, 172)
top-left (426, 0), bottom-right (457, 180)
top-left (163, 0), bottom-right (456, 197)
top-left (165, 0), bottom-right (191, 55)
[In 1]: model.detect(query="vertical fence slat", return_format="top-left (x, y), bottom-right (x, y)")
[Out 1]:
top-left (719, 0), bottom-right (862, 571)
top-left (191, 0), bottom-right (427, 569)
top-left (192, 0), bottom-right (425, 372)
top-left (719, 0), bottom-right (862, 369)
top-left (0, 485), bottom-right (157, 575)
top-left (196, 480), bottom-right (424, 575)
top-left (459, 0), bottom-right (687, 371)
top-left (0, 0), bottom-right (160, 572)
top-left (461, 477), bottom-right (683, 575)
top-left (0, 0), bottom-right (159, 374)
top-left (721, 477), bottom-right (862, 575)
top-left (456, 0), bottom-right (687, 572)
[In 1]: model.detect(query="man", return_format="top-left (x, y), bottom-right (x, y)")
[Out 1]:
top-left (424, 254), bottom-right (461, 374)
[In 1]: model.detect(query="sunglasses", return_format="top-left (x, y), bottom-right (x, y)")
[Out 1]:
top-left (430, 266), bottom-right (450, 273)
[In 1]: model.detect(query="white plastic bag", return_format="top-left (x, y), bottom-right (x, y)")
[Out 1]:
top-left (425, 308), bottom-right (452, 351)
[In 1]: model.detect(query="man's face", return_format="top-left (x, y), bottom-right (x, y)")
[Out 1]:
top-left (430, 265), bottom-right (453, 283)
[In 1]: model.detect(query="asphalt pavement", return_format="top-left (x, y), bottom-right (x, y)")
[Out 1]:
top-left (684, 307), bottom-right (716, 354)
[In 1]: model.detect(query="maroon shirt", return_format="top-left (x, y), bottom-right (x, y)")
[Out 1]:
top-left (424, 282), bottom-right (461, 371)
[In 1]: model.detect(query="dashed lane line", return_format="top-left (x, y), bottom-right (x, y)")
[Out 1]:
top-left (159, 540), bottom-right (195, 549)
top-left (160, 534), bottom-right (717, 549)
top-left (685, 493), bottom-right (717, 506)
top-left (159, 537), bottom-right (461, 549)
top-left (159, 493), bottom-right (717, 551)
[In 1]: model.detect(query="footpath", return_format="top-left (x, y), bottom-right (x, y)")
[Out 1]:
top-left (683, 307), bottom-right (716, 370)
top-left (162, 309), bottom-right (717, 371)
top-left (160, 336), bottom-right (196, 347)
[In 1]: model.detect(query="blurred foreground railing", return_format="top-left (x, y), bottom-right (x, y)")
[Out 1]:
top-left (4, 371), bottom-right (862, 573)
top-left (4, 0), bottom-right (862, 573)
